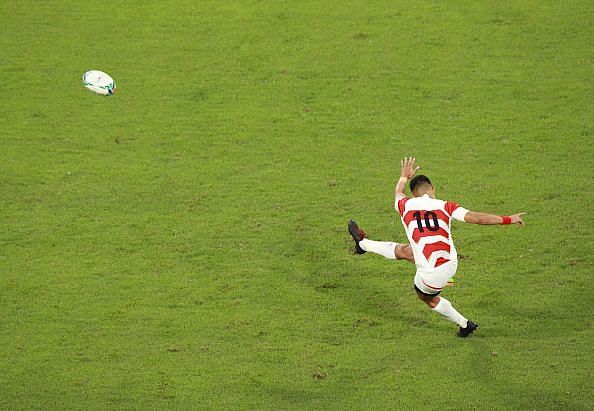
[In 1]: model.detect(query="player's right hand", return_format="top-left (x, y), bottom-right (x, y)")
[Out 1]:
top-left (511, 213), bottom-right (526, 226)
top-left (400, 157), bottom-right (420, 179)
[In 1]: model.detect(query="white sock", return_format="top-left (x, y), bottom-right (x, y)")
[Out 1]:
top-left (432, 297), bottom-right (468, 328)
top-left (359, 239), bottom-right (398, 260)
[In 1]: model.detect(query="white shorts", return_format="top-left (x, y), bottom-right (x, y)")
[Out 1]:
top-left (414, 261), bottom-right (458, 295)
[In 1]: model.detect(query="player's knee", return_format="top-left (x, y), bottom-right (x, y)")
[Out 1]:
top-left (396, 244), bottom-right (414, 263)
top-left (416, 292), bottom-right (440, 308)
top-left (425, 297), bottom-right (440, 308)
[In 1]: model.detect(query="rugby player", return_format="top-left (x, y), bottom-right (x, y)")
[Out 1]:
top-left (348, 157), bottom-right (525, 337)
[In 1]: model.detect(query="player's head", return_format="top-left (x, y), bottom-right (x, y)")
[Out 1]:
top-left (410, 175), bottom-right (435, 197)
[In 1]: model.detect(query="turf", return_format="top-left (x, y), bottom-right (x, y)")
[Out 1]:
top-left (1, 0), bottom-right (592, 409)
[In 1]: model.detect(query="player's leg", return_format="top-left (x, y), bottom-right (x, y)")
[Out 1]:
top-left (414, 272), bottom-right (478, 337)
top-left (395, 243), bottom-right (414, 263)
top-left (348, 220), bottom-right (414, 262)
top-left (414, 288), bottom-right (465, 324)
top-left (360, 238), bottom-right (400, 259)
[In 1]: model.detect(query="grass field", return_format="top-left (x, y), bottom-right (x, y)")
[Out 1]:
top-left (1, 0), bottom-right (593, 409)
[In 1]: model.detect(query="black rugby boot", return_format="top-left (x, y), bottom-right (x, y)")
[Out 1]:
top-left (348, 220), bottom-right (367, 255)
top-left (458, 320), bottom-right (478, 338)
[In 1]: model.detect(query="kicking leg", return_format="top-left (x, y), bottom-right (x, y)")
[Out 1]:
top-left (348, 220), bottom-right (414, 263)
top-left (360, 238), bottom-right (399, 259)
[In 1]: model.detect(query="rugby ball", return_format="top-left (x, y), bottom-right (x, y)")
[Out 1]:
top-left (82, 70), bottom-right (116, 96)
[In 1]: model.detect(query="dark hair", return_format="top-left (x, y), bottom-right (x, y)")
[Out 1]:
top-left (410, 175), bottom-right (432, 193)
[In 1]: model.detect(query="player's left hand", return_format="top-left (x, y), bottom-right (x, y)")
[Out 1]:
top-left (401, 157), bottom-right (421, 179)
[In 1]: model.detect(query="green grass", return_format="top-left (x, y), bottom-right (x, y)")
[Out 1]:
top-left (1, 0), bottom-right (592, 409)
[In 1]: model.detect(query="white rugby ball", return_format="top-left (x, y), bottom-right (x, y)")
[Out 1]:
top-left (82, 70), bottom-right (116, 96)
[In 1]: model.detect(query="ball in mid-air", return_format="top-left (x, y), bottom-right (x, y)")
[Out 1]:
top-left (82, 70), bottom-right (116, 96)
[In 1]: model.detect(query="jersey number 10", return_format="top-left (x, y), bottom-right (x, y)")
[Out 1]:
top-left (413, 211), bottom-right (440, 232)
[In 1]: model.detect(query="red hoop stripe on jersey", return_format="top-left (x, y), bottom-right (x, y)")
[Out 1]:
top-left (435, 257), bottom-right (450, 267)
top-left (422, 280), bottom-right (443, 290)
top-left (422, 241), bottom-right (451, 260)
top-left (397, 197), bottom-right (409, 216)
top-left (402, 211), bottom-right (415, 226)
top-left (411, 227), bottom-right (450, 243)
top-left (402, 209), bottom-right (451, 227)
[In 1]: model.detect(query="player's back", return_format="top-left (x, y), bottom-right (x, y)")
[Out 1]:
top-left (396, 194), bottom-right (468, 273)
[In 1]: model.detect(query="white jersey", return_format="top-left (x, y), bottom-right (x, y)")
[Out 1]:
top-left (396, 194), bottom-right (469, 273)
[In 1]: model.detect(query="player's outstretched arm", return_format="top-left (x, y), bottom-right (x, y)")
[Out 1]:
top-left (395, 157), bottom-right (420, 199)
top-left (464, 211), bottom-right (525, 226)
